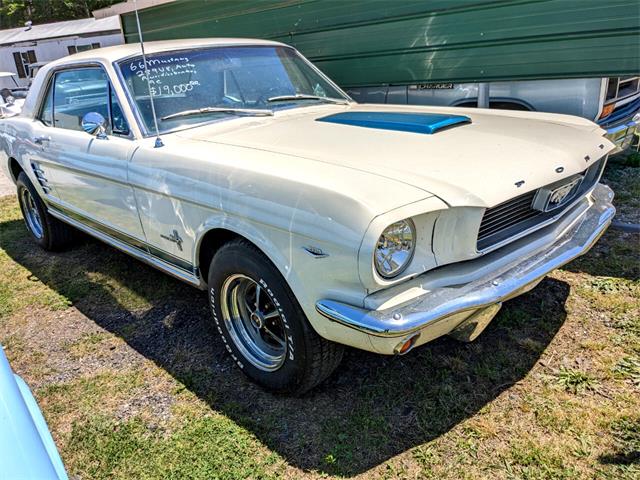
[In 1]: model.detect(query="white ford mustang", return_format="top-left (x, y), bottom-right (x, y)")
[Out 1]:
top-left (0, 39), bottom-right (616, 394)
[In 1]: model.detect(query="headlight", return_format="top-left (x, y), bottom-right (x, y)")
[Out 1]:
top-left (374, 219), bottom-right (416, 278)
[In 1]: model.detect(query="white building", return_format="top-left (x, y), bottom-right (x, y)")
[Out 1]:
top-left (0, 16), bottom-right (123, 88)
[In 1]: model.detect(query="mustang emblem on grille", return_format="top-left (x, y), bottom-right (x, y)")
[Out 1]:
top-left (532, 176), bottom-right (583, 212)
top-left (549, 181), bottom-right (578, 205)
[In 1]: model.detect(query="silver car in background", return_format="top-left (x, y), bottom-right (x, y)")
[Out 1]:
top-left (348, 76), bottom-right (640, 152)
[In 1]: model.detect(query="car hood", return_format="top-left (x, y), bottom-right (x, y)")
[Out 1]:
top-left (176, 104), bottom-right (616, 207)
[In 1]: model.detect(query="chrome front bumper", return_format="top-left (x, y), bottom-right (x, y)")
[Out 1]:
top-left (316, 185), bottom-right (615, 349)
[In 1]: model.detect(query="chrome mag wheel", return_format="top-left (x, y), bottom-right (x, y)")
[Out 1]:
top-left (220, 274), bottom-right (287, 371)
top-left (20, 188), bottom-right (44, 239)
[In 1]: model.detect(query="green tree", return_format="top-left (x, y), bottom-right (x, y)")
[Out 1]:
top-left (0, 0), bottom-right (121, 29)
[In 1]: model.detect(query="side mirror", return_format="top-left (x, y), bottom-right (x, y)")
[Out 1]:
top-left (81, 112), bottom-right (108, 139)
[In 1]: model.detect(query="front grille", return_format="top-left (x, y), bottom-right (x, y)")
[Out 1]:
top-left (601, 76), bottom-right (640, 128)
top-left (605, 76), bottom-right (640, 104)
top-left (477, 158), bottom-right (605, 251)
top-left (478, 191), bottom-right (537, 241)
top-left (599, 96), bottom-right (640, 129)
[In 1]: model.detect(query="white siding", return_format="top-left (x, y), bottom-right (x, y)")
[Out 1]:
top-left (0, 32), bottom-right (123, 88)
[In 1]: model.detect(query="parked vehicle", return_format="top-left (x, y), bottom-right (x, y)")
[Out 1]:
top-left (27, 61), bottom-right (49, 87)
top-left (116, 0), bottom-right (640, 153)
top-left (0, 72), bottom-right (26, 118)
top-left (0, 40), bottom-right (616, 394)
top-left (0, 346), bottom-right (68, 479)
top-left (348, 76), bottom-right (640, 152)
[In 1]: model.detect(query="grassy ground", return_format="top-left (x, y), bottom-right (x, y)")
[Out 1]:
top-left (0, 162), bottom-right (638, 479)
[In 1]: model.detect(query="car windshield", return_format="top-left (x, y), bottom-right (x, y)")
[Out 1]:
top-left (117, 45), bottom-right (350, 134)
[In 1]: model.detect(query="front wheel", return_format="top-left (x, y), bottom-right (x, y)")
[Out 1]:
top-left (208, 239), bottom-right (343, 395)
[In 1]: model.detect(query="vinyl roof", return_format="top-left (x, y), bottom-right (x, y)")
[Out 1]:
top-left (0, 16), bottom-right (120, 47)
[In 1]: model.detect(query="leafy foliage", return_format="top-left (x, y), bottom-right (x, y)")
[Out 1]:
top-left (0, 0), bottom-right (121, 29)
top-left (555, 367), bottom-right (598, 394)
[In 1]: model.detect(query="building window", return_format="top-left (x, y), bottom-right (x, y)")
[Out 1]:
top-left (67, 43), bottom-right (101, 55)
top-left (12, 50), bottom-right (37, 79)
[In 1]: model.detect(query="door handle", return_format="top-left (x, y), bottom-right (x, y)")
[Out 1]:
top-left (33, 135), bottom-right (51, 145)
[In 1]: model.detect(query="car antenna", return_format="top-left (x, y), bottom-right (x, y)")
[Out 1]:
top-left (133, 0), bottom-right (163, 148)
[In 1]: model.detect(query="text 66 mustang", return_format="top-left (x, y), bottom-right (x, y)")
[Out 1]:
top-left (0, 39), bottom-right (616, 394)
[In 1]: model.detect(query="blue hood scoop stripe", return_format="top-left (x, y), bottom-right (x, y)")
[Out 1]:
top-left (316, 111), bottom-right (471, 134)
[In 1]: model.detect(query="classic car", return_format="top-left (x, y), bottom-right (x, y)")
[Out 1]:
top-left (0, 39), bottom-right (616, 394)
top-left (0, 346), bottom-right (68, 479)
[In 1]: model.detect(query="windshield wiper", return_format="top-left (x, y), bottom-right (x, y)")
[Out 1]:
top-left (267, 94), bottom-right (350, 105)
top-left (161, 107), bottom-right (273, 121)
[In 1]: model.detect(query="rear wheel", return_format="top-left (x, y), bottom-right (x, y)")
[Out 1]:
top-left (16, 172), bottom-right (75, 250)
top-left (208, 239), bottom-right (343, 394)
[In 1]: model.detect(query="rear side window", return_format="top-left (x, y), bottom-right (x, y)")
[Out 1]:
top-left (53, 68), bottom-right (109, 131)
top-left (37, 67), bottom-right (130, 136)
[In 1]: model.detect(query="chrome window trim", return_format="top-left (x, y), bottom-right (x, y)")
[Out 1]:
top-left (35, 62), bottom-right (134, 140)
top-left (112, 44), bottom-right (355, 138)
top-left (35, 73), bottom-right (55, 126)
top-left (112, 59), bottom-right (148, 139)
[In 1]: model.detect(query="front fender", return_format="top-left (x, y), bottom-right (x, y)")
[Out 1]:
top-left (193, 211), bottom-right (368, 340)
top-left (194, 214), bottom-right (299, 284)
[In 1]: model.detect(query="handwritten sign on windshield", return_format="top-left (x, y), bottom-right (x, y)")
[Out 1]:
top-left (129, 56), bottom-right (200, 96)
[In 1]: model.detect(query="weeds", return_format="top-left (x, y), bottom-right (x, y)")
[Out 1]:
top-left (555, 367), bottom-right (598, 394)
top-left (612, 357), bottom-right (640, 387)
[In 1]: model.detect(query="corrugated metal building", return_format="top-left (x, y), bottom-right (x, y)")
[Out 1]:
top-left (0, 16), bottom-right (123, 88)
top-left (119, 0), bottom-right (640, 87)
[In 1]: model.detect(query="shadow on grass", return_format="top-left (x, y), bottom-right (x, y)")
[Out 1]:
top-left (1, 217), bottom-right (572, 476)
top-left (599, 452), bottom-right (640, 466)
top-left (598, 415), bottom-right (640, 467)
top-left (562, 230), bottom-right (640, 281)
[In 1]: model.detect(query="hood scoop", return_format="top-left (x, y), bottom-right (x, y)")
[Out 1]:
top-left (316, 111), bottom-right (471, 134)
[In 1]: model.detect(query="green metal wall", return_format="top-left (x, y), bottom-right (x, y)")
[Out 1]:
top-left (121, 0), bottom-right (640, 87)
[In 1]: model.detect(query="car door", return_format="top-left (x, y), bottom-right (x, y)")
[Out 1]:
top-left (30, 66), bottom-right (146, 244)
